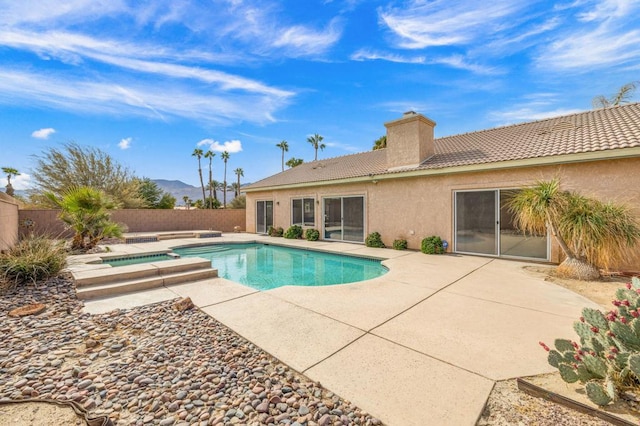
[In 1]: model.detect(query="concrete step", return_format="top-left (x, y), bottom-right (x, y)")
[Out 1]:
top-left (76, 268), bottom-right (218, 300)
top-left (74, 258), bottom-right (211, 287)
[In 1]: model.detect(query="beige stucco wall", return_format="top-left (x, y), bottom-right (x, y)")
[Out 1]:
top-left (0, 194), bottom-right (19, 251)
top-left (246, 157), bottom-right (640, 270)
top-left (18, 209), bottom-right (246, 239)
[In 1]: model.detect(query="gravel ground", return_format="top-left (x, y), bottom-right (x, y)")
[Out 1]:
top-left (0, 277), bottom-right (617, 426)
top-left (0, 278), bottom-right (381, 425)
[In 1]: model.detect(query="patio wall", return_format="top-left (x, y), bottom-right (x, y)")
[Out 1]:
top-left (246, 157), bottom-right (640, 271)
top-left (18, 209), bottom-right (246, 239)
top-left (0, 193), bottom-right (19, 251)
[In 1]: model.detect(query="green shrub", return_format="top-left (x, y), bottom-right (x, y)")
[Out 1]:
top-left (365, 232), bottom-right (385, 248)
top-left (305, 229), bottom-right (320, 241)
top-left (284, 225), bottom-right (303, 239)
top-left (421, 236), bottom-right (444, 254)
top-left (540, 276), bottom-right (640, 406)
top-left (268, 226), bottom-right (283, 237)
top-left (0, 235), bottom-right (67, 291)
top-left (392, 239), bottom-right (408, 250)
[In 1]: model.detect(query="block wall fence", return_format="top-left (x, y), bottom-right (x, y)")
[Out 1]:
top-left (17, 209), bottom-right (246, 239)
top-left (0, 195), bottom-right (19, 251)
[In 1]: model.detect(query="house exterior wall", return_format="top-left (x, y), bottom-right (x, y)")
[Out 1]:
top-left (18, 209), bottom-right (246, 239)
top-left (246, 157), bottom-right (640, 270)
top-left (0, 194), bottom-right (19, 251)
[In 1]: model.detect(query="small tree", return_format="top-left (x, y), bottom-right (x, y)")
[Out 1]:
top-left (286, 157), bottom-right (304, 168)
top-left (508, 178), bottom-right (640, 280)
top-left (30, 143), bottom-right (143, 208)
top-left (2, 167), bottom-right (20, 196)
top-left (46, 186), bottom-right (125, 250)
top-left (372, 135), bottom-right (387, 150)
top-left (234, 167), bottom-right (244, 197)
top-left (137, 178), bottom-right (175, 209)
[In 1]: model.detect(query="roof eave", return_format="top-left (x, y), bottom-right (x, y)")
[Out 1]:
top-left (243, 147), bottom-right (640, 192)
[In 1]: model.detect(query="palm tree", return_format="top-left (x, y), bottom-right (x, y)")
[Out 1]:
top-left (593, 81), bottom-right (639, 109)
top-left (276, 140), bottom-right (289, 172)
top-left (207, 180), bottom-right (220, 202)
top-left (372, 135), bottom-right (387, 150)
top-left (286, 157), bottom-right (304, 168)
top-left (2, 167), bottom-right (20, 196)
top-left (307, 133), bottom-right (325, 161)
top-left (204, 150), bottom-right (216, 208)
top-left (221, 151), bottom-right (230, 207)
top-left (192, 148), bottom-right (206, 205)
top-left (46, 186), bottom-right (124, 250)
top-left (507, 178), bottom-right (640, 280)
top-left (234, 167), bottom-right (244, 196)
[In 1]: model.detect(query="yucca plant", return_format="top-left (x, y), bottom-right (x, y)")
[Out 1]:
top-left (0, 235), bottom-right (67, 290)
top-left (46, 186), bottom-right (125, 250)
top-left (508, 178), bottom-right (640, 280)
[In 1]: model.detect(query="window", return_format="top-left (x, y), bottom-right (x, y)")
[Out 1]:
top-left (292, 198), bottom-right (315, 226)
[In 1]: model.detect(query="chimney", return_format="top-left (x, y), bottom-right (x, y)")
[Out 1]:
top-left (384, 111), bottom-right (436, 170)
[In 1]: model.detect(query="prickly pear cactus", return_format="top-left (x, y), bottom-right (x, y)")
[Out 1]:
top-left (540, 277), bottom-right (640, 407)
top-left (585, 382), bottom-right (612, 406)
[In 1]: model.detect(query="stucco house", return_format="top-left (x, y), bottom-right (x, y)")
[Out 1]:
top-left (244, 104), bottom-right (640, 269)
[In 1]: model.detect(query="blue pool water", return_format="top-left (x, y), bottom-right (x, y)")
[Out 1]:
top-left (106, 253), bottom-right (173, 267)
top-left (173, 243), bottom-right (387, 290)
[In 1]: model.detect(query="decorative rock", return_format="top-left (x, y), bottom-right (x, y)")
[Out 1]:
top-left (172, 297), bottom-right (194, 312)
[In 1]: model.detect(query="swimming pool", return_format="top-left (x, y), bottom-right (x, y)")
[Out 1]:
top-left (173, 243), bottom-right (387, 290)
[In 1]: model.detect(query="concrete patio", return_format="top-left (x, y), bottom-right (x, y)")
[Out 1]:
top-left (80, 234), bottom-right (600, 425)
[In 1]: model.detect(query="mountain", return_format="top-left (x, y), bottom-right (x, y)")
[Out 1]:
top-left (152, 179), bottom-right (235, 206)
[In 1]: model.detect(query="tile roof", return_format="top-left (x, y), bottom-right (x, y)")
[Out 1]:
top-left (246, 103), bottom-right (640, 190)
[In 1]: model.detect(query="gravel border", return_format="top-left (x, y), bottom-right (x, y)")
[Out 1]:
top-left (0, 278), bottom-right (382, 425)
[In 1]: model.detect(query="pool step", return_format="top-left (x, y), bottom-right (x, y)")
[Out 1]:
top-left (73, 258), bottom-right (217, 300)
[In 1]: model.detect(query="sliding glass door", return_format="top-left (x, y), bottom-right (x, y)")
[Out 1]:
top-left (256, 200), bottom-right (273, 234)
top-left (454, 190), bottom-right (548, 260)
top-left (323, 196), bottom-right (365, 242)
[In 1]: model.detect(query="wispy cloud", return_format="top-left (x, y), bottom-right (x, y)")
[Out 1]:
top-left (118, 137), bottom-right (132, 150)
top-left (31, 127), bottom-right (56, 139)
top-left (536, 0), bottom-right (640, 70)
top-left (488, 94), bottom-right (584, 125)
top-left (0, 68), bottom-right (288, 125)
top-left (379, 0), bottom-right (528, 49)
top-left (351, 49), bottom-right (425, 64)
top-left (197, 138), bottom-right (243, 153)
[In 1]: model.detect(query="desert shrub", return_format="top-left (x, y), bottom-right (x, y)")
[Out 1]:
top-left (365, 232), bottom-right (385, 248)
top-left (392, 239), bottom-right (408, 250)
top-left (421, 236), bottom-right (444, 254)
top-left (284, 225), bottom-right (303, 239)
top-left (305, 229), bottom-right (320, 241)
top-left (0, 235), bottom-right (67, 291)
top-left (540, 276), bottom-right (640, 406)
top-left (268, 226), bottom-right (283, 237)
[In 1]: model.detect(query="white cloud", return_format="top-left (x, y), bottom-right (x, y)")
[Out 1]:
top-left (31, 127), bottom-right (56, 139)
top-left (0, 68), bottom-right (290, 125)
top-left (272, 19), bottom-right (343, 56)
top-left (351, 49), bottom-right (425, 64)
top-left (197, 138), bottom-right (243, 153)
top-left (118, 137), bottom-right (132, 150)
top-left (379, 0), bottom-right (527, 49)
top-left (536, 0), bottom-right (640, 70)
top-left (488, 103), bottom-right (584, 125)
top-left (0, 173), bottom-right (31, 190)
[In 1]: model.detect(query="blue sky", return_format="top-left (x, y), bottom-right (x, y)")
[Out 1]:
top-left (1, 0), bottom-right (639, 190)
